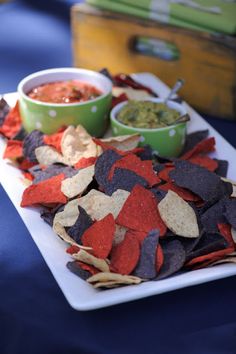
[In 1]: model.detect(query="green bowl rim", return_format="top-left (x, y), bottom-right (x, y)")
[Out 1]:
top-left (18, 67), bottom-right (113, 108)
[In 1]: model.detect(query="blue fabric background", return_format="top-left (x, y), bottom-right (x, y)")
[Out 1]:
top-left (0, 1), bottom-right (236, 353)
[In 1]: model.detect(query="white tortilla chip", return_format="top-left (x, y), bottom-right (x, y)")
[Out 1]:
top-left (112, 87), bottom-right (151, 100)
top-left (53, 221), bottom-right (78, 245)
top-left (231, 185), bottom-right (236, 198)
top-left (110, 189), bottom-right (130, 218)
top-left (72, 250), bottom-right (110, 273)
top-left (35, 145), bottom-right (67, 165)
top-left (209, 257), bottom-right (236, 266)
top-left (113, 224), bottom-right (127, 246)
top-left (61, 165), bottom-right (95, 198)
top-left (101, 134), bottom-right (140, 151)
top-left (53, 199), bottom-right (80, 227)
top-left (158, 190), bottom-right (199, 238)
top-left (77, 188), bottom-right (130, 221)
top-left (61, 125), bottom-right (98, 165)
top-left (87, 272), bottom-right (142, 288)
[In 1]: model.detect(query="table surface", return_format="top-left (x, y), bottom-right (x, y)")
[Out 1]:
top-left (1, 1), bottom-right (236, 354)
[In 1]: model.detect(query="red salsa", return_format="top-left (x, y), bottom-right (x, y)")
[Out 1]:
top-left (27, 80), bottom-right (102, 104)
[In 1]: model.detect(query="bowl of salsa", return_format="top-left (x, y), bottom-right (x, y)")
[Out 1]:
top-left (110, 98), bottom-right (189, 157)
top-left (17, 68), bottom-right (112, 136)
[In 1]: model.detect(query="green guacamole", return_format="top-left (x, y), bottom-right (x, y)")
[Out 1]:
top-left (117, 100), bottom-right (180, 129)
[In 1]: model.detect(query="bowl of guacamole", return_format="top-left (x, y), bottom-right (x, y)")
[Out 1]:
top-left (110, 98), bottom-right (189, 158)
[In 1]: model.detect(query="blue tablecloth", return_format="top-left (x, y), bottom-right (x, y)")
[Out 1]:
top-left (1, 2), bottom-right (236, 354)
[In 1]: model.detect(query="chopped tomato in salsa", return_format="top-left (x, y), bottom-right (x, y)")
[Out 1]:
top-left (27, 80), bottom-right (102, 104)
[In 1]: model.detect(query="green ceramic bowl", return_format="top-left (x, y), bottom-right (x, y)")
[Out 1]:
top-left (17, 68), bottom-right (112, 136)
top-left (110, 98), bottom-right (188, 158)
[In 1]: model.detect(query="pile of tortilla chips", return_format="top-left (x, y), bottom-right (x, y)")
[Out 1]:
top-left (1, 87), bottom-right (236, 290)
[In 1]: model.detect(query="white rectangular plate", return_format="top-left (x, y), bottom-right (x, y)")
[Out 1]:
top-left (1, 73), bottom-right (236, 311)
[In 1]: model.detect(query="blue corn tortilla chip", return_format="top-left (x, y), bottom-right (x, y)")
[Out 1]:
top-left (150, 188), bottom-right (167, 202)
top-left (214, 159), bottom-right (229, 178)
top-left (186, 231), bottom-right (228, 261)
top-left (94, 149), bottom-right (121, 190)
top-left (104, 167), bottom-right (148, 196)
top-left (181, 129), bottom-right (209, 155)
top-left (66, 261), bottom-right (91, 281)
top-left (133, 229), bottom-right (159, 279)
top-left (12, 126), bottom-right (27, 141)
top-left (66, 206), bottom-right (94, 244)
top-left (224, 198), bottom-right (236, 229)
top-left (153, 163), bottom-right (165, 174)
top-left (170, 160), bottom-right (231, 202)
top-left (0, 97), bottom-right (10, 127)
top-left (155, 239), bottom-right (186, 280)
top-left (40, 204), bottom-right (65, 226)
top-left (23, 130), bottom-right (45, 163)
top-left (200, 198), bottom-right (227, 233)
top-left (165, 229), bottom-right (202, 255)
top-left (137, 145), bottom-right (154, 161)
top-left (31, 164), bottom-right (77, 184)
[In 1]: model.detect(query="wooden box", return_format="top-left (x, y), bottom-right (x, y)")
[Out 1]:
top-left (71, 4), bottom-right (236, 120)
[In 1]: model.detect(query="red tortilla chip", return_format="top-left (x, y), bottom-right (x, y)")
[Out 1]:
top-left (74, 156), bottom-right (97, 169)
top-left (158, 166), bottom-right (174, 182)
top-left (22, 171), bottom-right (34, 181)
top-left (116, 185), bottom-right (167, 236)
top-left (66, 245), bottom-right (80, 255)
top-left (77, 261), bottom-right (99, 275)
top-left (110, 232), bottom-right (140, 275)
top-left (112, 93), bottom-right (128, 108)
top-left (124, 229), bottom-right (148, 244)
top-left (218, 223), bottom-right (235, 248)
top-left (43, 130), bottom-right (64, 153)
top-left (0, 101), bottom-right (21, 139)
top-left (156, 244), bottom-right (164, 273)
top-left (81, 213), bottom-right (115, 259)
top-left (188, 155), bottom-right (218, 172)
top-left (18, 158), bottom-right (36, 171)
top-left (108, 154), bottom-right (160, 186)
top-left (181, 137), bottom-right (215, 160)
top-left (159, 181), bottom-right (200, 202)
top-left (3, 140), bottom-right (23, 159)
top-left (21, 173), bottom-right (67, 207)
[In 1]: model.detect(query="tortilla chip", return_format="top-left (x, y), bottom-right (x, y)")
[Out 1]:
top-left (77, 188), bottom-right (130, 221)
top-left (66, 206), bottom-right (94, 244)
top-left (61, 125), bottom-right (98, 166)
top-left (108, 153), bottom-right (160, 187)
top-left (35, 145), bottom-right (67, 165)
top-left (113, 224), bottom-right (128, 245)
top-left (3, 140), bottom-right (23, 159)
top-left (0, 101), bottom-right (22, 139)
top-left (133, 230), bottom-right (159, 279)
top-left (81, 214), bottom-right (115, 259)
top-left (61, 165), bottom-right (95, 198)
top-left (231, 227), bottom-right (236, 243)
top-left (101, 134), bottom-right (140, 151)
top-left (116, 184), bottom-right (167, 235)
top-left (158, 190), bottom-right (199, 237)
top-left (21, 173), bottom-right (67, 207)
top-left (112, 87), bottom-right (151, 100)
top-left (23, 130), bottom-right (45, 163)
top-left (87, 272), bottom-right (142, 288)
top-left (155, 239), bottom-right (186, 279)
top-left (72, 249), bottom-right (110, 273)
top-left (53, 199), bottom-right (80, 227)
top-left (110, 232), bottom-right (140, 275)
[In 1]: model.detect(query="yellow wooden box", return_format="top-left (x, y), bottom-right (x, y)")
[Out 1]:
top-left (71, 4), bottom-right (236, 120)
